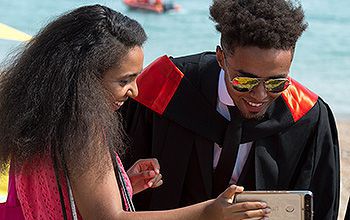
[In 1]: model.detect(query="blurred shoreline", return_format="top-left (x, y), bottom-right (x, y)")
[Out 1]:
top-left (337, 118), bottom-right (349, 220)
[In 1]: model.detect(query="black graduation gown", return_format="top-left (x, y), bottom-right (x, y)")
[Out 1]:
top-left (121, 52), bottom-right (340, 220)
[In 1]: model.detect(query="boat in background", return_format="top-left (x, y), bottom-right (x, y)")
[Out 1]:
top-left (123, 0), bottom-right (180, 14)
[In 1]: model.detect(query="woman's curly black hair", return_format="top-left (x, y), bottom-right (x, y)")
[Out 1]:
top-left (210, 0), bottom-right (308, 53)
top-left (0, 5), bottom-right (146, 178)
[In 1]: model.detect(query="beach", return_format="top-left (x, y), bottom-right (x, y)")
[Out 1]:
top-left (338, 119), bottom-right (350, 220)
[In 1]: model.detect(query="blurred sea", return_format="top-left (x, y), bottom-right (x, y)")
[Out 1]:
top-left (0, 0), bottom-right (349, 118)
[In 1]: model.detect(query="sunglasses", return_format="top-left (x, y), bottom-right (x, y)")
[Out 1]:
top-left (231, 77), bottom-right (291, 93)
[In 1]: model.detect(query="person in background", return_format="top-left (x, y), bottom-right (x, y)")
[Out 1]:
top-left (121, 0), bottom-right (340, 219)
top-left (0, 4), bottom-right (269, 220)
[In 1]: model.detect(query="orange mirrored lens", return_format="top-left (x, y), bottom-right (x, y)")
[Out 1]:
top-left (232, 77), bottom-right (290, 93)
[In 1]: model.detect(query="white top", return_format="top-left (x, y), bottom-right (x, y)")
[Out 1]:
top-left (213, 69), bottom-right (253, 184)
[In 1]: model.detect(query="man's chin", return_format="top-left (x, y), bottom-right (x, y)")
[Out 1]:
top-left (241, 110), bottom-right (266, 120)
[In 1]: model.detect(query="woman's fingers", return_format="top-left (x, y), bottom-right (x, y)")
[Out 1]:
top-left (226, 207), bottom-right (271, 219)
top-left (223, 201), bottom-right (270, 220)
top-left (129, 170), bottom-right (156, 182)
top-left (137, 158), bottom-right (160, 174)
top-left (132, 171), bottom-right (162, 188)
top-left (128, 159), bottom-right (163, 194)
top-left (150, 174), bottom-right (163, 188)
top-left (230, 201), bottom-right (267, 212)
top-left (218, 185), bottom-right (244, 203)
top-left (216, 185), bottom-right (271, 219)
top-left (146, 173), bottom-right (163, 188)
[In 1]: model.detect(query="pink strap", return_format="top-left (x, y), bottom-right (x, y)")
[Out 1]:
top-left (115, 154), bottom-right (133, 197)
top-left (7, 167), bottom-right (16, 205)
top-left (115, 153), bottom-right (133, 210)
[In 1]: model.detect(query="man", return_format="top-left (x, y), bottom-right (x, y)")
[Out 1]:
top-left (121, 0), bottom-right (340, 219)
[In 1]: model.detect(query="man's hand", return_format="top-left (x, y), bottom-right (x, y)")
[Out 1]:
top-left (127, 158), bottom-right (163, 195)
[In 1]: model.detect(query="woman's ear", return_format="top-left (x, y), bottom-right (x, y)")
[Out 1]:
top-left (216, 45), bottom-right (225, 69)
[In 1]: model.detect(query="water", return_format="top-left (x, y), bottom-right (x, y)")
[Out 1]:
top-left (0, 0), bottom-right (349, 118)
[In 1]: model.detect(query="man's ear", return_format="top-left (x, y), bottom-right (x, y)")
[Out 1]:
top-left (216, 45), bottom-right (225, 68)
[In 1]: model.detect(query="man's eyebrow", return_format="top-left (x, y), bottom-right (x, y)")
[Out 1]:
top-left (236, 70), bottom-right (258, 78)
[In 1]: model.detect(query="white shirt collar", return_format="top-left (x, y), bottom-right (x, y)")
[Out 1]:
top-left (218, 69), bottom-right (235, 107)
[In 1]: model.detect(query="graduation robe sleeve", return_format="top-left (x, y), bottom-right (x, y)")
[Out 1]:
top-left (306, 99), bottom-right (339, 220)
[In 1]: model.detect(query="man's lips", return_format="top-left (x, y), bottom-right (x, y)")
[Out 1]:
top-left (246, 100), bottom-right (263, 107)
top-left (243, 99), bottom-right (266, 112)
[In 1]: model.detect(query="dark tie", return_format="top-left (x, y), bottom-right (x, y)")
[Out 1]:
top-left (212, 106), bottom-right (243, 197)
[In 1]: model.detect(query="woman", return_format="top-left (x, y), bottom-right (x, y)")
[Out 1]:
top-left (0, 4), bottom-right (270, 220)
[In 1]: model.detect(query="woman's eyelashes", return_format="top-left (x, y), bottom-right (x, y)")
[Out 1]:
top-left (119, 74), bottom-right (138, 86)
top-left (119, 79), bottom-right (129, 86)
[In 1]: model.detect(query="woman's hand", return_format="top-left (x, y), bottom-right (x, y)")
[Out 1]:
top-left (127, 158), bottom-right (163, 195)
top-left (206, 185), bottom-right (270, 220)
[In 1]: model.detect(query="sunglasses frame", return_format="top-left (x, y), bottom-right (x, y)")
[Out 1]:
top-left (231, 76), bottom-right (291, 93)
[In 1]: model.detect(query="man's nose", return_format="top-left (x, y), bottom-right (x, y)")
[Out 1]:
top-left (250, 82), bottom-right (268, 100)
